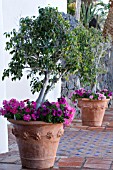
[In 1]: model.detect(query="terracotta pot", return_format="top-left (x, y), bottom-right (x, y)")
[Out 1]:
top-left (8, 119), bottom-right (64, 169)
top-left (78, 99), bottom-right (109, 127)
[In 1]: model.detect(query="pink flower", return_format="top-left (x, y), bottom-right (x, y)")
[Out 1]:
top-left (89, 95), bottom-right (93, 99)
top-left (25, 108), bottom-right (31, 113)
top-left (23, 114), bottom-right (31, 121)
top-left (31, 114), bottom-right (37, 120)
top-left (64, 118), bottom-right (70, 126)
top-left (0, 108), bottom-right (6, 115)
top-left (19, 101), bottom-right (25, 109)
top-left (32, 101), bottom-right (37, 109)
top-left (10, 108), bottom-right (18, 114)
top-left (98, 97), bottom-right (101, 100)
top-left (103, 89), bottom-right (108, 92)
top-left (3, 100), bottom-right (8, 105)
top-left (55, 102), bottom-right (60, 108)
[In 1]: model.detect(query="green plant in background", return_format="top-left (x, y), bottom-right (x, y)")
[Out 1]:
top-left (2, 7), bottom-right (80, 109)
top-left (80, 0), bottom-right (110, 29)
top-left (95, 0), bottom-right (110, 29)
top-left (80, 2), bottom-right (97, 28)
top-left (71, 25), bottom-right (111, 92)
top-left (67, 1), bottom-right (76, 16)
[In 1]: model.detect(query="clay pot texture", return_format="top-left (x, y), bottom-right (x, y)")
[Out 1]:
top-left (78, 99), bottom-right (109, 127)
top-left (9, 119), bottom-right (64, 169)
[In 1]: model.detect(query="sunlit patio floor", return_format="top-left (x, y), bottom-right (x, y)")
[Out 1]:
top-left (1, 108), bottom-right (113, 169)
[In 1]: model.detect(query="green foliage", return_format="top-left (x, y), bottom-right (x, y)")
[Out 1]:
top-left (72, 25), bottom-right (111, 88)
top-left (67, 2), bottom-right (76, 16)
top-left (80, 1), bottom-right (110, 29)
top-left (80, 2), bottom-right (98, 28)
top-left (2, 6), bottom-right (80, 106)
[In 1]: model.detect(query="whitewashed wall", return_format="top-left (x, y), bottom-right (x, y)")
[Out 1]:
top-left (0, 0), bottom-right (67, 153)
top-left (0, 0), bottom-right (8, 154)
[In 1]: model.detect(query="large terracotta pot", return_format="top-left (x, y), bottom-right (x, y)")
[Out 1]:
top-left (9, 119), bottom-right (64, 169)
top-left (78, 99), bottom-right (109, 127)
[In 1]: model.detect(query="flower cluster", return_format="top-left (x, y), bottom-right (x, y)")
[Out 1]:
top-left (0, 98), bottom-right (76, 126)
top-left (70, 88), bottom-right (112, 102)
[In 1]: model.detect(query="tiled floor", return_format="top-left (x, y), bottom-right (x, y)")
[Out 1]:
top-left (1, 108), bottom-right (113, 169)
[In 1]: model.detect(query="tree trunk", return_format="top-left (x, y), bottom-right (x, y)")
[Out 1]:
top-left (103, 0), bottom-right (113, 41)
top-left (75, 0), bottom-right (81, 21)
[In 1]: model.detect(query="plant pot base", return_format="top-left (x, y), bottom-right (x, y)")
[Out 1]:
top-left (78, 99), bottom-right (109, 127)
top-left (22, 158), bottom-right (54, 169)
top-left (9, 119), bottom-right (64, 169)
top-left (82, 121), bottom-right (102, 127)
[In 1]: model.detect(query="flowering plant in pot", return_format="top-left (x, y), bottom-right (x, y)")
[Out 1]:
top-left (0, 97), bottom-right (75, 126)
top-left (68, 25), bottom-right (112, 127)
top-left (70, 88), bottom-right (112, 127)
top-left (70, 88), bottom-right (112, 101)
top-left (1, 6), bottom-right (78, 169)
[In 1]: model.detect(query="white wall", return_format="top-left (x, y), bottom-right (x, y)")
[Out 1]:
top-left (0, 0), bottom-right (8, 154)
top-left (0, 0), bottom-right (6, 106)
top-left (1, 0), bottom-right (67, 104)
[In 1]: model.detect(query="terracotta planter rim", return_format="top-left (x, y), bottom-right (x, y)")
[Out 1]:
top-left (8, 119), bottom-right (63, 126)
top-left (78, 98), bottom-right (110, 102)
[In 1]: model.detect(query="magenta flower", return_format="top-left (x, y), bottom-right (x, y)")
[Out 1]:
top-left (52, 109), bottom-right (57, 116)
top-left (1, 97), bottom-right (76, 125)
top-left (58, 97), bottom-right (67, 104)
top-left (57, 110), bottom-right (62, 117)
top-left (23, 114), bottom-right (31, 121)
top-left (25, 108), bottom-right (31, 113)
top-left (19, 101), bottom-right (25, 109)
top-left (0, 108), bottom-right (6, 115)
top-left (3, 100), bottom-right (8, 105)
top-left (31, 114), bottom-right (37, 120)
top-left (71, 88), bottom-right (112, 101)
top-left (32, 101), bottom-right (37, 109)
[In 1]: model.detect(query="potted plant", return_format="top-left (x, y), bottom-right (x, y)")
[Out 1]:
top-left (70, 88), bottom-right (112, 126)
top-left (0, 97), bottom-right (75, 169)
top-left (69, 25), bottom-right (112, 127)
top-left (1, 7), bottom-right (77, 169)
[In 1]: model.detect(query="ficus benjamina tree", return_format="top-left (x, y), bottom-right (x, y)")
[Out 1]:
top-left (2, 7), bottom-right (80, 108)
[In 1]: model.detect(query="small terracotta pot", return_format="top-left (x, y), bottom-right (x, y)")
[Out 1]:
top-left (8, 119), bottom-right (64, 169)
top-left (78, 99), bottom-right (109, 127)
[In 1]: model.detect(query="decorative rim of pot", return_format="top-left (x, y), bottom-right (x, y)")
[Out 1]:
top-left (78, 98), bottom-right (110, 102)
top-left (8, 119), bottom-right (63, 126)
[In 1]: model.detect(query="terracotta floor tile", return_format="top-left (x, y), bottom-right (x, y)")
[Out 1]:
top-left (75, 126), bottom-right (89, 130)
top-left (102, 121), bottom-right (109, 126)
top-left (59, 168), bottom-right (79, 170)
top-left (82, 168), bottom-right (101, 170)
top-left (104, 127), bottom-right (113, 132)
top-left (59, 161), bottom-right (83, 168)
top-left (73, 123), bottom-right (82, 126)
top-left (108, 121), bottom-right (113, 127)
top-left (72, 119), bottom-right (82, 123)
top-left (83, 163), bottom-right (111, 169)
top-left (85, 158), bottom-right (112, 164)
top-left (87, 127), bottom-right (104, 132)
top-left (59, 157), bottom-right (85, 168)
